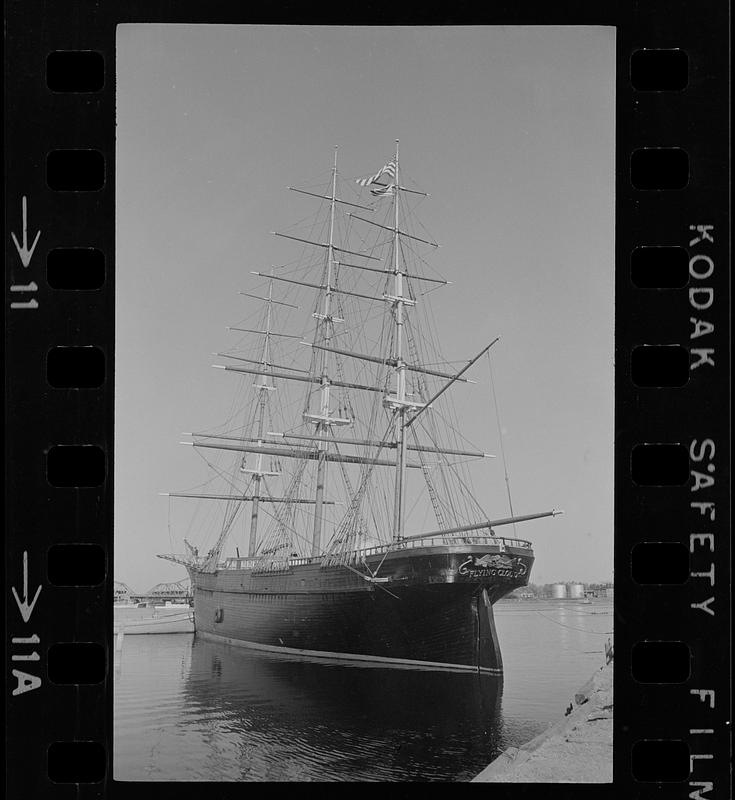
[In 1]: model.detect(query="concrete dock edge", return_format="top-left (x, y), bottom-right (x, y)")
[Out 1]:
top-left (472, 660), bottom-right (613, 783)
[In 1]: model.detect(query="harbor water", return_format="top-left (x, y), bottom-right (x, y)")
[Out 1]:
top-left (114, 598), bottom-right (613, 782)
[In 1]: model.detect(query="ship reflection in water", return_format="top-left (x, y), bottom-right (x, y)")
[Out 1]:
top-left (114, 633), bottom-right (504, 782)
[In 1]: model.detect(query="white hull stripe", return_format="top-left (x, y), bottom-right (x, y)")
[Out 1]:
top-left (197, 630), bottom-right (502, 675)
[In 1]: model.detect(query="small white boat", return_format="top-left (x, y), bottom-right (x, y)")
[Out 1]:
top-left (114, 602), bottom-right (194, 635)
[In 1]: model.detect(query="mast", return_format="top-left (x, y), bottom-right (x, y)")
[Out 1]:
top-left (175, 147), bottom-right (545, 572)
top-left (390, 140), bottom-right (409, 541)
top-left (310, 146), bottom-right (339, 556)
top-left (246, 272), bottom-right (276, 555)
top-left (194, 272), bottom-right (280, 569)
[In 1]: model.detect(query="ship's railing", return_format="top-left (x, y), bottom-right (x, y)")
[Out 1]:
top-left (356, 535), bottom-right (532, 559)
top-left (219, 535), bottom-right (531, 571)
top-left (222, 557), bottom-right (260, 569)
top-left (221, 555), bottom-right (320, 570)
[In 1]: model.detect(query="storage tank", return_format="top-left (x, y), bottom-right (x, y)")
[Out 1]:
top-left (551, 583), bottom-right (567, 599)
top-left (569, 583), bottom-right (585, 599)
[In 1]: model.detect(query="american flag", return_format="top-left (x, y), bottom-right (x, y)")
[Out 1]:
top-left (370, 183), bottom-right (395, 198)
top-left (356, 159), bottom-right (396, 187)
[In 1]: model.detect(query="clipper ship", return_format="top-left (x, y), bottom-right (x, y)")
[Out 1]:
top-left (160, 143), bottom-right (561, 675)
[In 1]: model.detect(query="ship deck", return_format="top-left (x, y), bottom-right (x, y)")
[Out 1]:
top-left (218, 533), bottom-right (532, 572)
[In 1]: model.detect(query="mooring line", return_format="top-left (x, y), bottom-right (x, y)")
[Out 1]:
top-left (534, 609), bottom-right (613, 635)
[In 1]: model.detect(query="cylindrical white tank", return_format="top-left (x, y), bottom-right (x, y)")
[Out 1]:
top-left (569, 583), bottom-right (585, 599)
top-left (551, 583), bottom-right (567, 599)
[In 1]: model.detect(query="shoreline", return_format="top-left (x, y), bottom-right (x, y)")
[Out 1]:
top-left (472, 659), bottom-right (613, 783)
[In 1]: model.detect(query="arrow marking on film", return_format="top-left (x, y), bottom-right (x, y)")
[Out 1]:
top-left (12, 551), bottom-right (42, 623)
top-left (11, 196), bottom-right (42, 268)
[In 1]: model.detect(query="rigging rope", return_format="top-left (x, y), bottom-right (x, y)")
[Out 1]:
top-left (167, 496), bottom-right (174, 553)
top-left (534, 609), bottom-right (613, 635)
top-left (488, 351), bottom-right (517, 537)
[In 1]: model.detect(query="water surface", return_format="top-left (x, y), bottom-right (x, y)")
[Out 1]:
top-left (114, 598), bottom-right (612, 781)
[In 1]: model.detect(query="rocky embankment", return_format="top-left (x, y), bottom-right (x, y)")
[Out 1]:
top-left (472, 661), bottom-right (613, 783)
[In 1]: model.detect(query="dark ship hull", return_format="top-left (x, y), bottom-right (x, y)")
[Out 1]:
top-left (189, 537), bottom-right (533, 674)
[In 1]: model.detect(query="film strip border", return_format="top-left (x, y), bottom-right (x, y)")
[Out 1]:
top-left (617, 3), bottom-right (730, 796)
top-left (4, 3), bottom-right (730, 798)
top-left (5, 2), bottom-right (114, 792)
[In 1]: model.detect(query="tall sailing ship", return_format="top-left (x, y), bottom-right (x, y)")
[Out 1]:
top-left (160, 143), bottom-right (561, 675)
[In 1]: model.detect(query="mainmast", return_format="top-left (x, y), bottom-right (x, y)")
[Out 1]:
top-left (310, 146), bottom-right (340, 556)
top-left (388, 140), bottom-right (410, 541)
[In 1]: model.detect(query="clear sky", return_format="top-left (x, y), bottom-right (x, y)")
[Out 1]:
top-left (116, 25), bottom-right (615, 592)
